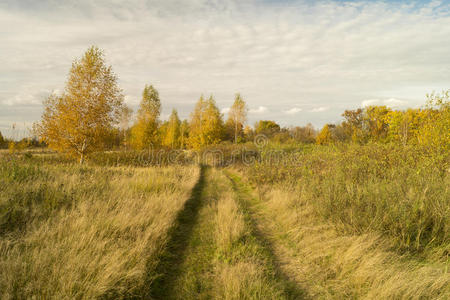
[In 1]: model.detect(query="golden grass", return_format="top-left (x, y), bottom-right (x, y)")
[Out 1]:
top-left (211, 169), bottom-right (286, 299)
top-left (255, 186), bottom-right (450, 299)
top-left (0, 162), bottom-right (199, 299)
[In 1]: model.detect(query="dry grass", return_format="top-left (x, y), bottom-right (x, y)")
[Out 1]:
top-left (0, 158), bottom-right (199, 299)
top-left (254, 186), bottom-right (450, 299)
top-left (211, 169), bottom-right (287, 300)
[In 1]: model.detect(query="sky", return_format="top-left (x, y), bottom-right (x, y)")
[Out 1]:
top-left (0, 0), bottom-right (449, 138)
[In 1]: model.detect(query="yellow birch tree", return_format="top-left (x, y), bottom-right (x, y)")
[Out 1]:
top-left (130, 85), bottom-right (161, 149)
top-left (226, 93), bottom-right (248, 143)
top-left (34, 46), bottom-right (124, 163)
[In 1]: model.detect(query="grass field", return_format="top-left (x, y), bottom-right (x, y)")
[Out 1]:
top-left (0, 145), bottom-right (449, 299)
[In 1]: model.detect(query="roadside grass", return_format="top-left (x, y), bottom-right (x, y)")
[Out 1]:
top-left (229, 171), bottom-right (450, 299)
top-left (215, 169), bottom-right (295, 299)
top-left (246, 144), bottom-right (449, 254)
top-left (0, 156), bottom-right (199, 299)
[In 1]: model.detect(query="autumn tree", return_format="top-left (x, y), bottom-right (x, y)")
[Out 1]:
top-left (316, 124), bottom-right (333, 145)
top-left (364, 106), bottom-right (391, 142)
top-left (419, 90), bottom-right (450, 149)
top-left (342, 108), bottom-right (365, 143)
top-left (0, 131), bottom-right (5, 148)
top-left (289, 123), bottom-right (316, 143)
top-left (34, 46), bottom-right (124, 163)
top-left (118, 104), bottom-right (133, 147)
top-left (226, 93), bottom-right (248, 143)
top-left (163, 109), bottom-right (181, 148)
top-left (180, 120), bottom-right (189, 149)
top-left (130, 85), bottom-right (161, 149)
top-left (189, 95), bottom-right (224, 148)
top-left (254, 120), bottom-right (280, 137)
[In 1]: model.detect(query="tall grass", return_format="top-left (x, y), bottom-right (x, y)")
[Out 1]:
top-left (0, 156), bottom-right (199, 299)
top-left (249, 186), bottom-right (450, 298)
top-left (212, 169), bottom-right (287, 299)
top-left (245, 143), bottom-right (449, 254)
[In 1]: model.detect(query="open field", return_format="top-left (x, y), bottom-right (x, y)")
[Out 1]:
top-left (0, 155), bottom-right (199, 298)
top-left (2, 1), bottom-right (450, 298)
top-left (0, 144), bottom-right (448, 299)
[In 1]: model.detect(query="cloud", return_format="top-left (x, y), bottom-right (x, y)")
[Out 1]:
top-left (361, 98), bottom-right (408, 108)
top-left (283, 107), bottom-right (302, 114)
top-left (249, 106), bottom-right (268, 114)
top-left (221, 107), bottom-right (230, 114)
top-left (309, 106), bottom-right (330, 112)
top-left (2, 89), bottom-right (50, 106)
top-left (0, 0), bottom-right (449, 132)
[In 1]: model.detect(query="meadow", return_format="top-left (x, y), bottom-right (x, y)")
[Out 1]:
top-left (0, 143), bottom-right (448, 299)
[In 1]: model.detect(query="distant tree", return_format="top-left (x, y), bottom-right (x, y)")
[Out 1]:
top-left (118, 104), bottom-right (133, 147)
top-left (0, 131), bottom-right (5, 148)
top-left (364, 106), bottom-right (391, 142)
top-left (342, 108), bottom-right (365, 143)
top-left (243, 125), bottom-right (254, 142)
top-left (226, 93), bottom-right (248, 143)
top-left (419, 90), bottom-right (450, 149)
top-left (130, 85), bottom-right (161, 149)
top-left (34, 46), bottom-right (124, 163)
top-left (254, 120), bottom-right (280, 136)
top-left (316, 124), bottom-right (333, 145)
top-left (386, 109), bottom-right (425, 145)
top-left (163, 109), bottom-right (181, 148)
top-left (180, 120), bottom-right (189, 149)
top-left (289, 123), bottom-right (316, 143)
top-left (189, 95), bottom-right (224, 148)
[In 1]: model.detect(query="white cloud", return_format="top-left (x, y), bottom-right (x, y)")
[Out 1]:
top-left (309, 106), bottom-right (330, 113)
top-left (221, 107), bottom-right (230, 114)
top-left (361, 98), bottom-right (408, 108)
top-left (0, 0), bottom-right (449, 131)
top-left (249, 106), bottom-right (268, 114)
top-left (283, 107), bottom-right (302, 114)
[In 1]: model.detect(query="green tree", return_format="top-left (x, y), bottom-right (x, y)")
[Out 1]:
top-left (130, 85), bottom-right (161, 149)
top-left (226, 93), bottom-right (248, 143)
top-left (254, 120), bottom-right (280, 136)
top-left (33, 46), bottom-right (124, 163)
top-left (163, 109), bottom-right (181, 148)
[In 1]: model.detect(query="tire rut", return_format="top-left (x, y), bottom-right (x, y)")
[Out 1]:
top-left (225, 170), bottom-right (310, 300)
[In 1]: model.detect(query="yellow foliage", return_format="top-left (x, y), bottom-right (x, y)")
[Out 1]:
top-left (163, 109), bottom-right (181, 148)
top-left (226, 93), bottom-right (247, 143)
top-left (316, 124), bottom-right (333, 145)
top-left (130, 85), bottom-right (161, 150)
top-left (33, 46), bottom-right (124, 163)
top-left (188, 95), bottom-right (224, 148)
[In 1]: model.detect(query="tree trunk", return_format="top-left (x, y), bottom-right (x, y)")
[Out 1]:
top-left (235, 120), bottom-right (238, 144)
top-left (79, 139), bottom-right (87, 164)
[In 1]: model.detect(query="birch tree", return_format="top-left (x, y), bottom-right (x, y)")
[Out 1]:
top-left (34, 46), bottom-right (124, 163)
top-left (130, 85), bottom-right (161, 149)
top-left (226, 93), bottom-right (248, 143)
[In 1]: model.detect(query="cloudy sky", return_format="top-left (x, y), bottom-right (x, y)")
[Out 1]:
top-left (1, 0), bottom-right (449, 137)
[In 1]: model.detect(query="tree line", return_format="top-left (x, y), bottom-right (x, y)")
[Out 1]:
top-left (316, 92), bottom-right (449, 149)
top-left (1, 46), bottom-right (446, 162)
